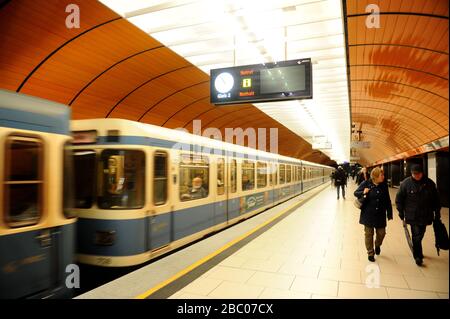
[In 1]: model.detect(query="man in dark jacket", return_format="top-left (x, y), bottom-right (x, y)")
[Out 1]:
top-left (395, 164), bottom-right (441, 266)
top-left (335, 166), bottom-right (347, 199)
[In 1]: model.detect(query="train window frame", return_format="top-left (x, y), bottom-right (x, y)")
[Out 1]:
top-left (273, 163), bottom-right (278, 185)
top-left (153, 151), bottom-right (168, 206)
top-left (179, 153), bottom-right (210, 202)
top-left (230, 159), bottom-right (237, 193)
top-left (97, 149), bottom-right (146, 210)
top-left (286, 164), bottom-right (292, 183)
top-left (63, 142), bottom-right (76, 218)
top-left (257, 161), bottom-right (267, 188)
top-left (72, 149), bottom-right (97, 209)
top-left (268, 163), bottom-right (273, 186)
top-left (217, 157), bottom-right (225, 196)
top-left (3, 134), bottom-right (43, 227)
top-left (279, 164), bottom-right (286, 184)
top-left (241, 160), bottom-right (255, 191)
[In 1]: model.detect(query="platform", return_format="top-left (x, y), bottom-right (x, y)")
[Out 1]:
top-left (76, 182), bottom-right (449, 299)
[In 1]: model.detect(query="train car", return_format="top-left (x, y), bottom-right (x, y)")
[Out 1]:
top-left (70, 118), bottom-right (332, 267)
top-left (0, 90), bottom-right (76, 299)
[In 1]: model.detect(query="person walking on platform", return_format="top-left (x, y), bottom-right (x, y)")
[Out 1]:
top-left (356, 167), bottom-right (369, 185)
top-left (395, 164), bottom-right (441, 266)
top-left (354, 167), bottom-right (393, 262)
top-left (335, 166), bottom-right (347, 199)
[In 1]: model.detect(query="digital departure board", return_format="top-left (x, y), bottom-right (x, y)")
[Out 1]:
top-left (210, 58), bottom-right (312, 105)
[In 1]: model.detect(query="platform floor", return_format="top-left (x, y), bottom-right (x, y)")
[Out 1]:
top-left (77, 182), bottom-right (449, 299)
top-left (169, 182), bottom-right (449, 299)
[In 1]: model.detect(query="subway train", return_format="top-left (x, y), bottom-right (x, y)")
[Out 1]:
top-left (0, 90), bottom-right (76, 298)
top-left (71, 119), bottom-right (333, 267)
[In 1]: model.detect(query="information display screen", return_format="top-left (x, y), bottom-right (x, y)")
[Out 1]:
top-left (210, 58), bottom-right (312, 105)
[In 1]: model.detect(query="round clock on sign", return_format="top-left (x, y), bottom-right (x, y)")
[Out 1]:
top-left (214, 72), bottom-right (234, 93)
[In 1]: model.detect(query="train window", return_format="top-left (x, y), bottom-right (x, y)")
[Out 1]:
top-left (180, 154), bottom-right (209, 201)
top-left (73, 150), bottom-right (97, 208)
top-left (154, 151), bottom-right (168, 205)
top-left (230, 159), bottom-right (237, 193)
top-left (273, 163), bottom-right (278, 185)
top-left (286, 165), bottom-right (292, 183)
top-left (98, 150), bottom-right (145, 209)
top-left (217, 158), bottom-right (225, 195)
top-left (241, 160), bottom-right (255, 191)
top-left (4, 136), bottom-right (42, 227)
top-left (63, 143), bottom-right (76, 218)
top-left (257, 162), bottom-right (267, 188)
top-left (268, 163), bottom-right (273, 186)
top-left (279, 164), bottom-right (286, 184)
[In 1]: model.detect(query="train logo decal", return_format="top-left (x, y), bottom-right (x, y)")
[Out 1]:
top-left (246, 196), bottom-right (257, 209)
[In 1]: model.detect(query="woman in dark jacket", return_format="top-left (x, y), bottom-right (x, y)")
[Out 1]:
top-left (354, 167), bottom-right (393, 262)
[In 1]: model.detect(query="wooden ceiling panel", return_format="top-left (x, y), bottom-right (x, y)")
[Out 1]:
top-left (0, 1), bottom-right (335, 165)
top-left (162, 100), bottom-right (212, 129)
top-left (0, 0), bottom-right (120, 91)
top-left (347, 0), bottom-right (448, 16)
top-left (346, 0), bottom-right (448, 165)
top-left (352, 103), bottom-right (440, 140)
top-left (183, 106), bottom-right (242, 131)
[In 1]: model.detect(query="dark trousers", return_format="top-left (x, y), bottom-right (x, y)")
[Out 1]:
top-left (411, 225), bottom-right (426, 259)
top-left (336, 184), bottom-right (345, 198)
top-left (364, 226), bottom-right (386, 256)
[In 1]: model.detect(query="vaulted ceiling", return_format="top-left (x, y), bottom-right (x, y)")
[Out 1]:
top-left (1, 0), bottom-right (448, 167)
top-left (345, 0), bottom-right (448, 165)
top-left (0, 0), bottom-right (334, 165)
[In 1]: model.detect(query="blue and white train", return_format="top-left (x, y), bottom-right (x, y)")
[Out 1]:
top-left (0, 89), bottom-right (76, 298)
top-left (71, 119), bottom-right (333, 267)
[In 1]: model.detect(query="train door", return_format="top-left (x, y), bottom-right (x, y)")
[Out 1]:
top-left (268, 162), bottom-right (275, 206)
top-left (148, 150), bottom-right (171, 251)
top-left (214, 157), bottom-right (227, 226)
top-left (0, 135), bottom-right (57, 298)
top-left (227, 158), bottom-right (239, 220)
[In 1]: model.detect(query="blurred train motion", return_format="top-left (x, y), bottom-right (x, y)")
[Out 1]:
top-left (71, 119), bottom-right (333, 267)
top-left (0, 89), bottom-right (333, 297)
top-left (0, 90), bottom-right (76, 298)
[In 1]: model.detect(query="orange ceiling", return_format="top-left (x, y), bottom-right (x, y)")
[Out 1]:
top-left (0, 0), bottom-right (333, 165)
top-left (345, 0), bottom-right (449, 166)
top-left (1, 0), bottom-right (448, 167)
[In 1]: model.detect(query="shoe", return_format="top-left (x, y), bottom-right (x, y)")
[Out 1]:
top-left (415, 258), bottom-right (423, 266)
top-left (375, 246), bottom-right (381, 255)
top-left (368, 255), bottom-right (375, 262)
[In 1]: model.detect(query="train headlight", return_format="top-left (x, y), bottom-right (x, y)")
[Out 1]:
top-left (94, 230), bottom-right (116, 246)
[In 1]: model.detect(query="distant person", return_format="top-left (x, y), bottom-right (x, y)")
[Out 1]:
top-left (242, 174), bottom-right (254, 190)
top-left (354, 167), bottom-right (393, 262)
top-left (356, 167), bottom-right (369, 185)
top-left (334, 166), bottom-right (347, 199)
top-left (395, 164), bottom-right (441, 266)
top-left (181, 177), bottom-right (207, 200)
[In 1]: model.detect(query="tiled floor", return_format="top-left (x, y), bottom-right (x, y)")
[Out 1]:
top-left (170, 182), bottom-right (449, 299)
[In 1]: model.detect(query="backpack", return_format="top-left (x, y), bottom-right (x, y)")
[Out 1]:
top-left (433, 219), bottom-right (449, 255)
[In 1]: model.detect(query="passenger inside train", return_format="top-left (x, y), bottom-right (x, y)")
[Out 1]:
top-left (181, 177), bottom-right (208, 200)
top-left (242, 174), bottom-right (254, 191)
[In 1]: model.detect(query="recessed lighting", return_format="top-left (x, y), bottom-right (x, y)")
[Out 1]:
top-left (282, 6), bottom-right (297, 12)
